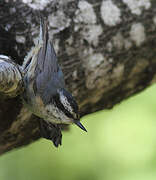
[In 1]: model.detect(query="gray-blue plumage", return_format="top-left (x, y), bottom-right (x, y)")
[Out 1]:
top-left (35, 41), bottom-right (65, 104)
top-left (34, 21), bottom-right (65, 104)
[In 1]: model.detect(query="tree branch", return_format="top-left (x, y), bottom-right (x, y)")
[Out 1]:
top-left (0, 55), bottom-right (23, 97)
top-left (0, 0), bottom-right (156, 155)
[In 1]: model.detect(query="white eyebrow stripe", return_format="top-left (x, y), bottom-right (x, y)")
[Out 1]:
top-left (59, 92), bottom-right (73, 113)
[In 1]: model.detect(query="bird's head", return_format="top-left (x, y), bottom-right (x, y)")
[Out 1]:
top-left (50, 88), bottom-right (87, 132)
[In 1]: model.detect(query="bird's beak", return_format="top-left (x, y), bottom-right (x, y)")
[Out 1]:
top-left (74, 121), bottom-right (87, 132)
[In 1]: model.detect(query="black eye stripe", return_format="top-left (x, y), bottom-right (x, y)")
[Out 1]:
top-left (61, 89), bottom-right (78, 114)
top-left (53, 95), bottom-right (74, 119)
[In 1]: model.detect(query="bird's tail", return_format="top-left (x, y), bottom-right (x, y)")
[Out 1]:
top-left (39, 17), bottom-right (49, 48)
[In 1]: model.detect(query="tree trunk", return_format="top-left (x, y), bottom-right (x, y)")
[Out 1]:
top-left (0, 0), bottom-right (156, 155)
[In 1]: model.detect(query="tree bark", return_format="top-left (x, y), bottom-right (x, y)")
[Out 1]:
top-left (0, 0), bottom-right (156, 155)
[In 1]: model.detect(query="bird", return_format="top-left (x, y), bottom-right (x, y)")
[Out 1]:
top-left (22, 18), bottom-right (87, 147)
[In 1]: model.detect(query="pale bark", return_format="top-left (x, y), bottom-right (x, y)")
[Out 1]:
top-left (0, 0), bottom-right (156, 155)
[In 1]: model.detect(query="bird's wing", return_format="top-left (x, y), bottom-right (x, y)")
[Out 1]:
top-left (34, 19), bottom-right (65, 104)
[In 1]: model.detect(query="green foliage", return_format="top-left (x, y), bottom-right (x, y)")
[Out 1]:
top-left (1, 84), bottom-right (156, 180)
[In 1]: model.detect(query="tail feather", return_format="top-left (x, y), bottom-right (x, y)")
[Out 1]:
top-left (39, 18), bottom-right (48, 48)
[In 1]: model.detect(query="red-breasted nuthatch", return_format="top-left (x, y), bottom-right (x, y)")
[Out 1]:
top-left (22, 19), bottom-right (87, 147)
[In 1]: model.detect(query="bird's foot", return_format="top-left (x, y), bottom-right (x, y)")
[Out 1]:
top-left (39, 119), bottom-right (62, 147)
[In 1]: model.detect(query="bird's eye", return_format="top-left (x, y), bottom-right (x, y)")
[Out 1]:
top-left (74, 113), bottom-right (80, 120)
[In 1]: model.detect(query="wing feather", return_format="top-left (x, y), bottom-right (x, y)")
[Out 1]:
top-left (34, 19), bottom-right (65, 104)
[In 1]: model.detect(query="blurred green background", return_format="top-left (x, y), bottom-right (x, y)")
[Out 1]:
top-left (1, 84), bottom-right (156, 180)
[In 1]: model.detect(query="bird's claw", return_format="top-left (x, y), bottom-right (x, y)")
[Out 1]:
top-left (39, 119), bottom-right (62, 147)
